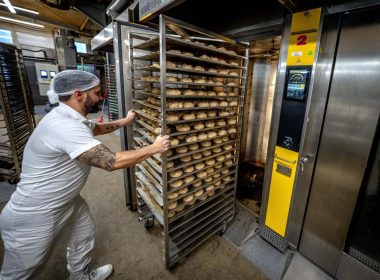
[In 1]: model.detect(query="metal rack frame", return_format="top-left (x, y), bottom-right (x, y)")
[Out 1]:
top-left (126, 15), bottom-right (249, 268)
top-left (105, 64), bottom-right (118, 121)
top-left (0, 43), bottom-right (34, 182)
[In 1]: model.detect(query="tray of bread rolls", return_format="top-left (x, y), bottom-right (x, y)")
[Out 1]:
top-left (127, 16), bottom-right (249, 268)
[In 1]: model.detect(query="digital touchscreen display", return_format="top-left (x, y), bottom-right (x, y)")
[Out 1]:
top-left (285, 68), bottom-right (310, 101)
top-left (40, 70), bottom-right (48, 79)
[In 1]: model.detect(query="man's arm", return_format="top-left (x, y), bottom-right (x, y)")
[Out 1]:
top-left (77, 135), bottom-right (170, 171)
top-left (93, 110), bottom-right (136, 136)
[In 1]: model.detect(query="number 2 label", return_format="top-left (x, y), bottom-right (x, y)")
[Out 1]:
top-left (297, 35), bottom-right (307, 46)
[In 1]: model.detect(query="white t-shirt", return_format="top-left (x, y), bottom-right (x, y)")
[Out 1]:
top-left (8, 102), bottom-right (101, 213)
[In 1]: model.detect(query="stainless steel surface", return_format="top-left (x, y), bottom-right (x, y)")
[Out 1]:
top-left (259, 15), bottom-right (291, 249)
top-left (299, 8), bottom-right (380, 275)
top-left (336, 253), bottom-right (380, 280)
top-left (283, 253), bottom-right (333, 280)
top-left (326, 0), bottom-right (380, 15)
top-left (91, 23), bottom-right (114, 51)
top-left (286, 11), bottom-right (340, 248)
top-left (244, 60), bottom-right (277, 163)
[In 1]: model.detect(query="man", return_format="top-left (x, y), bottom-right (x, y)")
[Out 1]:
top-left (0, 70), bottom-right (170, 280)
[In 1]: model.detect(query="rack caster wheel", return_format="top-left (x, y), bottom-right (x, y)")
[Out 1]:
top-left (144, 216), bottom-right (155, 230)
top-left (218, 225), bottom-right (227, 236)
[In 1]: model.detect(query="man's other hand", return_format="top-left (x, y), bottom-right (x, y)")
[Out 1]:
top-left (125, 110), bottom-right (136, 124)
top-left (152, 135), bottom-right (170, 153)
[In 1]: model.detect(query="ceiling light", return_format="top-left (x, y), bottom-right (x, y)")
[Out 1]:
top-left (0, 3), bottom-right (39, 14)
top-left (0, 16), bottom-right (44, 28)
top-left (2, 0), bottom-right (16, 14)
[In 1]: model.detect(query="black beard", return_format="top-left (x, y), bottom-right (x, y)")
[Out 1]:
top-left (84, 101), bottom-right (101, 114)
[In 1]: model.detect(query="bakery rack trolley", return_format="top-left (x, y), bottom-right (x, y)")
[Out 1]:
top-left (0, 43), bottom-right (34, 183)
top-left (105, 64), bottom-right (118, 121)
top-left (127, 15), bottom-right (249, 268)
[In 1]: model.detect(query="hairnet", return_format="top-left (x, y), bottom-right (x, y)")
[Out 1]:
top-left (52, 70), bottom-right (100, 96)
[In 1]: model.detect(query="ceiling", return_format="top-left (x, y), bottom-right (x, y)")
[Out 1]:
top-left (0, 0), bottom-right (113, 37)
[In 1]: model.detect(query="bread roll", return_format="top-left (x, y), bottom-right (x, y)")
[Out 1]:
top-left (201, 141), bottom-right (212, 147)
top-left (219, 110), bottom-right (229, 117)
top-left (214, 179), bottom-right (222, 186)
top-left (196, 111), bottom-right (207, 119)
top-left (213, 138), bottom-right (223, 144)
top-left (219, 101), bottom-right (228, 107)
top-left (194, 78), bottom-right (206, 84)
top-left (212, 173), bottom-right (221, 178)
top-left (189, 143), bottom-right (199, 150)
top-left (200, 54), bottom-right (210, 60)
top-left (229, 71), bottom-right (239, 76)
top-left (221, 168), bottom-right (229, 175)
top-left (218, 46), bottom-right (227, 51)
top-left (206, 185), bottom-right (215, 192)
top-left (170, 169), bottom-right (183, 178)
top-left (183, 194), bottom-right (194, 203)
top-left (225, 152), bottom-right (232, 159)
top-left (197, 101), bottom-right (210, 108)
top-left (202, 150), bottom-right (212, 157)
top-left (212, 147), bottom-right (222, 153)
top-left (213, 78), bottom-right (224, 85)
top-left (215, 163), bottom-right (223, 169)
top-left (228, 50), bottom-right (237, 55)
top-left (168, 201), bottom-right (178, 210)
top-left (218, 129), bottom-right (227, 136)
top-left (229, 100), bottom-right (238, 106)
top-left (228, 92), bottom-right (236, 96)
top-left (183, 175), bottom-right (195, 184)
top-left (176, 124), bottom-right (191, 132)
top-left (180, 155), bottom-right (192, 163)
top-left (168, 101), bottom-right (183, 109)
top-left (216, 119), bottom-right (226, 126)
top-left (195, 41), bottom-right (205, 46)
top-left (180, 77), bottom-right (193, 83)
top-left (166, 113), bottom-right (180, 122)
top-left (179, 187), bottom-right (189, 195)
top-left (170, 49), bottom-right (181, 54)
top-left (183, 165), bottom-right (194, 173)
top-left (227, 118), bottom-right (237, 124)
top-left (216, 155), bottom-right (225, 162)
top-left (224, 159), bottom-right (233, 166)
top-left (183, 113), bottom-right (196, 120)
top-left (151, 88), bottom-right (160, 94)
top-left (170, 179), bottom-right (183, 189)
top-left (210, 101), bottom-right (219, 107)
top-left (167, 76), bottom-right (178, 82)
top-left (208, 131), bottom-right (217, 138)
top-left (196, 171), bottom-right (207, 179)
top-left (167, 89), bottom-right (181, 96)
top-left (207, 110), bottom-right (217, 117)
top-left (167, 61), bottom-right (176, 67)
top-left (194, 189), bottom-right (204, 198)
top-left (185, 135), bottom-right (198, 143)
top-left (170, 138), bottom-right (179, 146)
top-left (207, 79), bottom-right (215, 84)
top-left (154, 127), bottom-right (171, 134)
top-left (183, 89), bottom-right (195, 96)
top-left (193, 122), bottom-right (205, 130)
top-left (205, 121), bottom-right (215, 128)
top-left (206, 158), bottom-right (216, 166)
top-left (168, 191), bottom-right (179, 200)
top-left (230, 61), bottom-right (239, 66)
top-left (223, 144), bottom-right (233, 151)
top-left (195, 162), bottom-right (205, 170)
top-left (223, 175), bottom-right (231, 182)
top-left (208, 68), bottom-right (217, 73)
top-left (217, 91), bottom-right (227, 96)
top-left (228, 127), bottom-right (237, 134)
top-left (176, 146), bottom-right (188, 154)
top-left (219, 59), bottom-right (227, 64)
top-left (183, 101), bottom-right (195, 108)
top-left (210, 56), bottom-right (219, 61)
top-left (206, 167), bottom-right (215, 174)
top-left (196, 90), bottom-right (207, 96)
top-left (204, 176), bottom-right (213, 183)
top-left (198, 132), bottom-right (208, 141)
top-left (194, 65), bottom-right (205, 71)
top-left (208, 44), bottom-right (216, 48)
top-left (218, 69), bottom-right (228, 75)
top-left (175, 204), bottom-right (185, 212)
top-left (192, 153), bottom-right (202, 160)
top-left (193, 180), bottom-right (202, 187)
top-left (183, 51), bottom-right (194, 57)
top-left (168, 211), bottom-right (176, 218)
top-left (167, 161), bottom-right (174, 169)
top-left (182, 64), bottom-right (193, 69)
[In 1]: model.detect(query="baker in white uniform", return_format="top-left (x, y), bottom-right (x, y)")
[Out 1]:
top-left (0, 70), bottom-right (170, 280)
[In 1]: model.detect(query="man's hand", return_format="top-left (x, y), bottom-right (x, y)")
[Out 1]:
top-left (151, 135), bottom-right (170, 153)
top-left (124, 110), bottom-right (136, 124)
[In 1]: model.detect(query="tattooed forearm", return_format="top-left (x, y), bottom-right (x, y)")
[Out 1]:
top-left (77, 144), bottom-right (116, 171)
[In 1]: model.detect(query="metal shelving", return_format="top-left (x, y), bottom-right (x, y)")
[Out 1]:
top-left (105, 64), bottom-right (118, 121)
top-left (126, 15), bottom-right (249, 268)
top-left (0, 43), bottom-right (34, 182)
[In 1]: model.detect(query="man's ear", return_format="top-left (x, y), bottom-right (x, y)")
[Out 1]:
top-left (73, 90), bottom-right (84, 100)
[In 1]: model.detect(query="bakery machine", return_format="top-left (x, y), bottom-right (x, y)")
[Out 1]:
top-left (260, 4), bottom-right (380, 279)
top-left (120, 15), bottom-right (249, 268)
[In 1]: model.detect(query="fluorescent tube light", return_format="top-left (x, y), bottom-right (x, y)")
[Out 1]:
top-left (0, 16), bottom-right (44, 28)
top-left (0, 3), bottom-right (39, 14)
top-left (3, 0), bottom-right (16, 14)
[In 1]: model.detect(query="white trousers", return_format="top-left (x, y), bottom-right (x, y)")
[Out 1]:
top-left (0, 195), bottom-right (95, 280)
